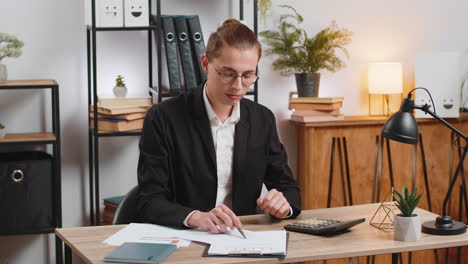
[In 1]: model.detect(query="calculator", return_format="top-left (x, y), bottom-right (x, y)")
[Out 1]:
top-left (284, 217), bottom-right (365, 235)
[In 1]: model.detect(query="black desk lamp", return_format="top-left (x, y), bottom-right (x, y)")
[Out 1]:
top-left (382, 89), bottom-right (467, 235)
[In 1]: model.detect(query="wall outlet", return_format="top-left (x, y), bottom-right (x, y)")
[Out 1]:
top-left (85, 0), bottom-right (124, 27)
top-left (415, 52), bottom-right (461, 118)
top-left (124, 0), bottom-right (149, 27)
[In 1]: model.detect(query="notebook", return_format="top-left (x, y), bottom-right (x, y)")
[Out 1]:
top-left (104, 242), bottom-right (177, 264)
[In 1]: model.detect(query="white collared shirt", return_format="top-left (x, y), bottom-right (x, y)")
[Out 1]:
top-left (202, 84), bottom-right (240, 208)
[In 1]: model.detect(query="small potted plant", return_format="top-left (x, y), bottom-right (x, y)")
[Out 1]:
top-left (0, 33), bottom-right (24, 83)
top-left (0, 123), bottom-right (5, 139)
top-left (113, 74), bottom-right (127, 98)
top-left (393, 185), bottom-right (423, 241)
top-left (260, 5), bottom-right (352, 97)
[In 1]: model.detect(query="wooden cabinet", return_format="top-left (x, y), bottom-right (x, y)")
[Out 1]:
top-left (292, 116), bottom-right (468, 264)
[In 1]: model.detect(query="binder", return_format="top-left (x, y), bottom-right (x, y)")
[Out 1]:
top-left (174, 15), bottom-right (198, 91)
top-left (186, 15), bottom-right (207, 85)
top-left (160, 15), bottom-right (182, 93)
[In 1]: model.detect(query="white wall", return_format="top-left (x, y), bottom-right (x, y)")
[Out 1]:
top-left (1, 0), bottom-right (468, 263)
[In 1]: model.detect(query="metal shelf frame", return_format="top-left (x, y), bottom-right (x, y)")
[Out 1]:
top-left (0, 80), bottom-right (62, 264)
top-left (87, 0), bottom-right (259, 227)
top-left (86, 0), bottom-right (155, 227)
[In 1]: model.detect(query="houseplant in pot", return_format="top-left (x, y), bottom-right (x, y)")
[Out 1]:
top-left (0, 33), bottom-right (24, 83)
top-left (260, 5), bottom-right (352, 97)
top-left (113, 74), bottom-right (127, 98)
top-left (393, 185), bottom-right (423, 241)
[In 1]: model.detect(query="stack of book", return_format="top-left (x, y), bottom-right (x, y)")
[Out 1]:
top-left (290, 97), bottom-right (344, 122)
top-left (90, 96), bottom-right (152, 132)
top-left (102, 195), bottom-right (124, 225)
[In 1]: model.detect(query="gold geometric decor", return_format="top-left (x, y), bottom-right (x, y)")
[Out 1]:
top-left (369, 188), bottom-right (398, 233)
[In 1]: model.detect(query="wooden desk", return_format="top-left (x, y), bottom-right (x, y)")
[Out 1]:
top-left (56, 204), bottom-right (468, 264)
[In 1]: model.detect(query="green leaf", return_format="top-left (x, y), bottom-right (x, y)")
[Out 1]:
top-left (393, 185), bottom-right (423, 216)
top-left (259, 6), bottom-right (352, 76)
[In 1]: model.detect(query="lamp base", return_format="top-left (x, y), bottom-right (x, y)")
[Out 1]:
top-left (422, 216), bottom-right (467, 235)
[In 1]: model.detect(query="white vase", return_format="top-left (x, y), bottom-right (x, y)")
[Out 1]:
top-left (394, 214), bottom-right (421, 241)
top-left (0, 129), bottom-right (5, 140)
top-left (0, 63), bottom-right (7, 83)
top-left (113, 85), bottom-right (127, 98)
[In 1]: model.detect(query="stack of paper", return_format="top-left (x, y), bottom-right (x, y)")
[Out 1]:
top-left (104, 223), bottom-right (287, 256)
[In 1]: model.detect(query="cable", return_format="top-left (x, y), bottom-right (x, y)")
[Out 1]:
top-left (408, 87), bottom-right (437, 115)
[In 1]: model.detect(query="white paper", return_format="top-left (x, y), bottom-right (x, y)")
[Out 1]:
top-left (103, 223), bottom-right (287, 255)
top-left (207, 230), bottom-right (287, 255)
top-left (103, 223), bottom-right (191, 247)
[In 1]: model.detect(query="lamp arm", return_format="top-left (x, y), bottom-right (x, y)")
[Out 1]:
top-left (413, 104), bottom-right (468, 141)
top-left (414, 104), bottom-right (468, 216)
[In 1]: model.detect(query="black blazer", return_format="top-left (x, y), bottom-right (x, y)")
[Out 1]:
top-left (137, 85), bottom-right (301, 228)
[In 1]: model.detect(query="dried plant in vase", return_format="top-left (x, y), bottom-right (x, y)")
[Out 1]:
top-left (0, 123), bottom-right (5, 139)
top-left (0, 33), bottom-right (24, 83)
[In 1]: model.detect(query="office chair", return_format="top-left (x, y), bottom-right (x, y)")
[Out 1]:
top-left (112, 186), bottom-right (139, 225)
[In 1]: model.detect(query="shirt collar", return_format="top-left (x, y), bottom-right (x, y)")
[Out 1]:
top-left (203, 83), bottom-right (240, 125)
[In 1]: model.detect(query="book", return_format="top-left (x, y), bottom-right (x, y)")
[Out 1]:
top-left (97, 96), bottom-right (152, 108)
top-left (90, 112), bottom-right (147, 121)
top-left (291, 114), bottom-right (345, 122)
top-left (290, 101), bottom-right (342, 111)
top-left (293, 108), bottom-right (341, 116)
top-left (104, 242), bottom-right (177, 264)
top-left (289, 97), bottom-right (344, 104)
top-left (91, 118), bottom-right (144, 132)
top-left (90, 105), bottom-right (150, 115)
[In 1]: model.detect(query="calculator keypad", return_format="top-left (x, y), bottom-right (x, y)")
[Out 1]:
top-left (284, 217), bottom-right (365, 235)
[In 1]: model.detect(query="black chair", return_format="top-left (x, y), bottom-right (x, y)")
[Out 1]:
top-left (112, 186), bottom-right (139, 225)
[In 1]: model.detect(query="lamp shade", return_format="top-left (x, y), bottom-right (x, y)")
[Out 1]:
top-left (368, 62), bottom-right (403, 94)
top-left (381, 111), bottom-right (418, 144)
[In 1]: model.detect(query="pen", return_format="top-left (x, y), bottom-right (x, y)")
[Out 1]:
top-left (238, 228), bottom-right (247, 239)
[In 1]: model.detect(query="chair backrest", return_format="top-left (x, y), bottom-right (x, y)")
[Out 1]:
top-left (112, 186), bottom-right (139, 225)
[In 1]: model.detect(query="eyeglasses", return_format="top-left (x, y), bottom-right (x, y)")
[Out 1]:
top-left (211, 63), bottom-right (259, 86)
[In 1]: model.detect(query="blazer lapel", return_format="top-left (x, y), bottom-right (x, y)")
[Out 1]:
top-left (191, 85), bottom-right (217, 168)
top-left (232, 101), bottom-right (249, 212)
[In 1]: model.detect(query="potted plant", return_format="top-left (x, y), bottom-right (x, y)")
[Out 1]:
top-left (0, 123), bottom-right (5, 139)
top-left (0, 33), bottom-right (24, 83)
top-left (260, 5), bottom-right (352, 97)
top-left (113, 74), bottom-right (127, 98)
top-left (393, 185), bottom-right (423, 241)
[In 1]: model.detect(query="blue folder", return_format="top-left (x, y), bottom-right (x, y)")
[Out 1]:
top-left (104, 242), bottom-right (177, 264)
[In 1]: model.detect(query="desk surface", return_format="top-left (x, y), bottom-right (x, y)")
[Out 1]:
top-left (56, 204), bottom-right (468, 264)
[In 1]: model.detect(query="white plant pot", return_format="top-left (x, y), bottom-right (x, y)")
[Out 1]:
top-left (394, 214), bottom-right (421, 242)
top-left (113, 85), bottom-right (127, 98)
top-left (0, 129), bottom-right (5, 139)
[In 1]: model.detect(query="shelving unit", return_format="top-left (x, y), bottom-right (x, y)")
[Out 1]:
top-left (0, 79), bottom-right (62, 264)
top-left (87, 0), bottom-right (259, 226)
top-left (86, 0), bottom-right (155, 226)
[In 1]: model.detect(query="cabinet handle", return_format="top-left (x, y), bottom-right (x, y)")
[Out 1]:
top-left (10, 169), bottom-right (24, 183)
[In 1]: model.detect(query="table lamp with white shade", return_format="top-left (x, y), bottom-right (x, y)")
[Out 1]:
top-left (368, 62), bottom-right (403, 116)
